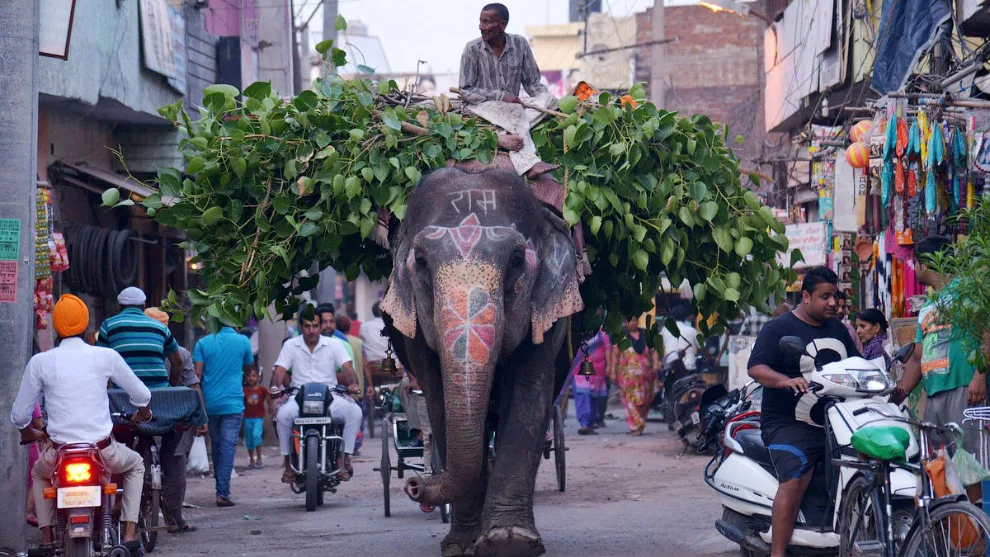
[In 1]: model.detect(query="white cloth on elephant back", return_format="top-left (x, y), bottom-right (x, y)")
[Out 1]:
top-left (464, 91), bottom-right (557, 176)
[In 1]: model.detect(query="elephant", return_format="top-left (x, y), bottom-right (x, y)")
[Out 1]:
top-left (381, 167), bottom-right (584, 557)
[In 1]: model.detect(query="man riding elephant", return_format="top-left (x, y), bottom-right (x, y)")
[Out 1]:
top-left (382, 167), bottom-right (583, 557)
top-left (459, 2), bottom-right (557, 179)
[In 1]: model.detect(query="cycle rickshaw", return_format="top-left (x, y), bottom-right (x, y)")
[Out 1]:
top-left (375, 384), bottom-right (451, 523)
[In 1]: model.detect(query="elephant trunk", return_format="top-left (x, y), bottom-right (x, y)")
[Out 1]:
top-left (405, 264), bottom-right (503, 507)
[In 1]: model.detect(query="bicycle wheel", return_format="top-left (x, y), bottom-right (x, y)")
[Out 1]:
top-left (140, 489), bottom-right (160, 552)
top-left (838, 475), bottom-right (884, 557)
top-left (554, 404), bottom-right (566, 493)
top-left (381, 418), bottom-right (391, 518)
top-left (902, 500), bottom-right (990, 557)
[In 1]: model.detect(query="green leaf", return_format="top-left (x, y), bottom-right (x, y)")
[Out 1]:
top-left (201, 206), bottom-right (223, 226)
top-left (735, 237), bottom-right (753, 257)
top-left (558, 95), bottom-right (579, 114)
top-left (344, 176), bottom-right (361, 199)
top-left (349, 129), bottom-right (365, 141)
top-left (335, 14), bottom-right (347, 31)
top-left (356, 91), bottom-right (374, 107)
top-left (677, 206), bottom-right (695, 227)
top-left (562, 207), bottom-right (580, 226)
top-left (699, 201), bottom-right (718, 221)
top-left (633, 250), bottom-right (649, 271)
top-left (315, 40), bottom-right (333, 54)
top-left (101, 188), bottom-right (121, 207)
top-left (564, 125), bottom-right (578, 150)
top-left (589, 216), bottom-right (603, 235)
top-left (232, 157), bottom-right (246, 179)
top-left (243, 81), bottom-right (271, 99)
top-left (382, 111), bottom-right (401, 131)
top-left (713, 227), bottom-right (733, 252)
top-left (693, 283), bottom-right (707, 302)
top-left (724, 287), bottom-right (741, 302)
top-left (298, 221), bottom-right (319, 237)
top-left (204, 84), bottom-right (239, 98)
top-left (689, 182), bottom-right (707, 202)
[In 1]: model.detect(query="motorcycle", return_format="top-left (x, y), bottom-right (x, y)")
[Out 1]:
top-left (276, 383), bottom-right (352, 512)
top-left (661, 350), bottom-right (710, 449)
top-left (38, 436), bottom-right (132, 557)
top-left (697, 380), bottom-right (762, 455)
top-left (704, 337), bottom-right (918, 556)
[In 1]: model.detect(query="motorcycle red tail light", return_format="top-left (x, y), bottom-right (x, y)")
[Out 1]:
top-left (61, 460), bottom-right (96, 485)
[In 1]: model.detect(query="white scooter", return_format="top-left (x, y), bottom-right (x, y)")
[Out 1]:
top-left (704, 337), bottom-right (918, 556)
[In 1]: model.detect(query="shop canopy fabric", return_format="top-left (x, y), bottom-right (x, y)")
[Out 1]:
top-left (871, 0), bottom-right (952, 95)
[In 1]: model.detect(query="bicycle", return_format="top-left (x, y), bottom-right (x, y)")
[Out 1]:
top-left (111, 413), bottom-right (165, 553)
top-left (837, 406), bottom-right (990, 557)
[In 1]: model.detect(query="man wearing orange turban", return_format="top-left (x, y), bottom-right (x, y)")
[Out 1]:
top-left (11, 295), bottom-right (153, 550)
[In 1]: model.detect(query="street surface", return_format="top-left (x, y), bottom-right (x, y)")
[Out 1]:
top-left (149, 410), bottom-right (737, 557)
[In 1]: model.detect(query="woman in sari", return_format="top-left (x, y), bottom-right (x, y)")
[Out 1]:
top-left (856, 308), bottom-right (891, 366)
top-left (609, 317), bottom-right (659, 435)
top-left (571, 329), bottom-right (611, 435)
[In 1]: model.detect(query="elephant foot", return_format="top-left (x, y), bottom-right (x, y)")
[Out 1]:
top-left (442, 530), bottom-right (480, 557)
top-left (473, 526), bottom-right (545, 557)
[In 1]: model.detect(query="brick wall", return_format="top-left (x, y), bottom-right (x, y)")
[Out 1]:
top-left (635, 4), bottom-right (768, 169)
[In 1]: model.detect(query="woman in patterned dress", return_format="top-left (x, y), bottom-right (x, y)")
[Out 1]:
top-left (609, 317), bottom-right (659, 435)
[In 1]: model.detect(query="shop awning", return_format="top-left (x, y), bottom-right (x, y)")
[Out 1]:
top-left (52, 161), bottom-right (157, 201)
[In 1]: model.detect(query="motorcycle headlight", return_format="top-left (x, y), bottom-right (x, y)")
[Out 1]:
top-left (821, 368), bottom-right (891, 393)
top-left (302, 400), bottom-right (324, 415)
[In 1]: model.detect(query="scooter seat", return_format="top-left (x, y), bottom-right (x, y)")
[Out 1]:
top-left (734, 429), bottom-right (776, 475)
top-left (851, 425), bottom-right (910, 461)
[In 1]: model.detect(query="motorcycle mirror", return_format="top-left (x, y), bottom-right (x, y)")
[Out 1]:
top-left (893, 342), bottom-right (915, 363)
top-left (778, 336), bottom-right (808, 358)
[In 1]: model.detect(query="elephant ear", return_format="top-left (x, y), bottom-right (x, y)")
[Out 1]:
top-left (381, 233), bottom-right (417, 339)
top-left (531, 209), bottom-right (584, 344)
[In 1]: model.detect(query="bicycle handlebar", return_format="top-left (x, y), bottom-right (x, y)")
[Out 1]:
top-left (855, 405), bottom-right (961, 437)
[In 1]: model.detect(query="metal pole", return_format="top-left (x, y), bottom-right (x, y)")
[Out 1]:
top-left (322, 0), bottom-right (338, 78)
top-left (0, 0), bottom-right (39, 552)
top-left (290, 0), bottom-right (303, 94)
top-left (650, 0), bottom-right (665, 107)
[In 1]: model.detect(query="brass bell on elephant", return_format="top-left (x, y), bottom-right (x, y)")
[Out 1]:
top-left (381, 341), bottom-right (398, 376)
top-left (579, 355), bottom-right (596, 377)
top-left (381, 355), bottom-right (398, 376)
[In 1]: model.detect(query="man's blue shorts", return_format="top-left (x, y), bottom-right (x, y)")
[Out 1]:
top-left (762, 422), bottom-right (825, 482)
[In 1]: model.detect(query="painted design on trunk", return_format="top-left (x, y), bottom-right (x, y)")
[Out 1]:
top-left (442, 286), bottom-right (497, 365)
top-left (424, 213), bottom-right (521, 259)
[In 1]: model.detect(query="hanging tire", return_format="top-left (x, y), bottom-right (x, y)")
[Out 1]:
top-left (554, 404), bottom-right (566, 493)
top-left (430, 439), bottom-right (451, 524)
top-left (305, 436), bottom-right (319, 512)
top-left (381, 418), bottom-right (391, 517)
top-left (140, 489), bottom-right (160, 552)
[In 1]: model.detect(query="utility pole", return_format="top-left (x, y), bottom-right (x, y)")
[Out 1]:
top-left (0, 0), bottom-right (39, 552)
top-left (290, 0), bottom-right (303, 94)
top-left (322, 0), bottom-right (339, 77)
top-left (650, 0), bottom-right (665, 107)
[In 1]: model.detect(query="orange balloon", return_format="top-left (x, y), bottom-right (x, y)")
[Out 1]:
top-left (846, 141), bottom-right (870, 168)
top-left (850, 120), bottom-right (873, 143)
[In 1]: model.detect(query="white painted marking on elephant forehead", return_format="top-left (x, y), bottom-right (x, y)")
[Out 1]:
top-left (448, 189), bottom-right (498, 215)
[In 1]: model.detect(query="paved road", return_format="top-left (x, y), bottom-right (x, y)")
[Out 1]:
top-left (150, 412), bottom-right (737, 557)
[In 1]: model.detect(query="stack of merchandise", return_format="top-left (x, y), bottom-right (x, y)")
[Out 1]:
top-left (34, 186), bottom-right (69, 329)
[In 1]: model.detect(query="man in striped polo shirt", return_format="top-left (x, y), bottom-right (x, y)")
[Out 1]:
top-left (97, 287), bottom-right (182, 388)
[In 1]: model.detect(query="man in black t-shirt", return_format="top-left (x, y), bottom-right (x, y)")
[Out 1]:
top-left (747, 267), bottom-right (860, 557)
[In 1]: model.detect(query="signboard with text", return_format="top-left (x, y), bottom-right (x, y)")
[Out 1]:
top-left (779, 221), bottom-right (827, 268)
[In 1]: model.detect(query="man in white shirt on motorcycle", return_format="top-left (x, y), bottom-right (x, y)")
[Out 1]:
top-left (272, 307), bottom-right (363, 482)
top-left (661, 303), bottom-right (701, 371)
top-left (10, 295), bottom-right (152, 553)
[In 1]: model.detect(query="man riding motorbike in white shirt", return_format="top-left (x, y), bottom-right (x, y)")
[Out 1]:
top-left (10, 295), bottom-right (152, 554)
top-left (272, 308), bottom-right (362, 482)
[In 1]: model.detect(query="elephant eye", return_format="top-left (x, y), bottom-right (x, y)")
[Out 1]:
top-left (509, 251), bottom-right (525, 269)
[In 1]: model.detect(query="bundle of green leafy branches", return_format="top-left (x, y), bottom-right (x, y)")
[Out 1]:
top-left (105, 39), bottom-right (797, 342)
top-left (924, 198), bottom-right (990, 371)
